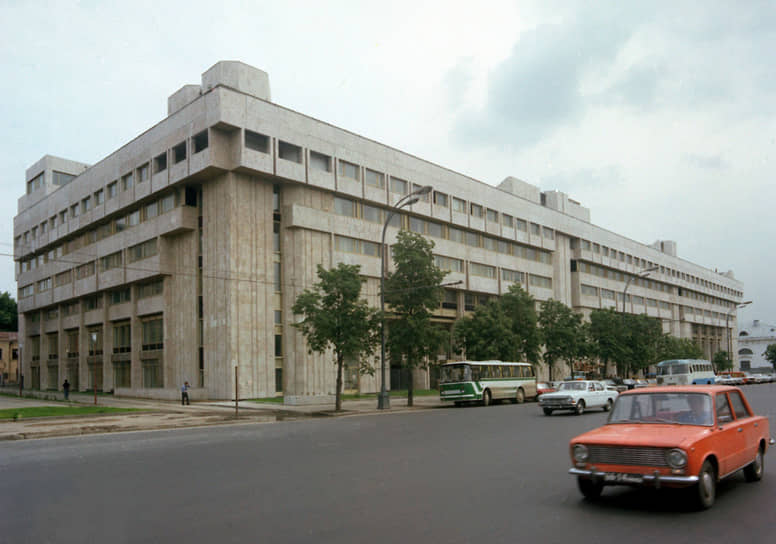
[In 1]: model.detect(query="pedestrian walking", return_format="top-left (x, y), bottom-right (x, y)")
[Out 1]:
top-left (63, 379), bottom-right (71, 401)
top-left (181, 381), bottom-right (190, 405)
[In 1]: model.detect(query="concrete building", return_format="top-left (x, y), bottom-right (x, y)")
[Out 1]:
top-left (0, 332), bottom-right (19, 385)
top-left (737, 320), bottom-right (776, 373)
top-left (14, 61), bottom-right (745, 403)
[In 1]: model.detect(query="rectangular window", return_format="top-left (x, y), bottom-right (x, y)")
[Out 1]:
top-left (486, 209), bottom-right (498, 222)
top-left (142, 317), bottom-right (164, 350)
top-left (154, 152), bottom-right (167, 173)
top-left (333, 196), bottom-right (357, 217)
top-left (81, 196), bottom-right (92, 213)
top-left (470, 203), bottom-right (483, 217)
top-left (109, 288), bottom-right (131, 306)
top-left (107, 182), bottom-right (118, 199)
top-left (66, 330), bottom-right (78, 358)
top-left (470, 262), bottom-right (496, 278)
top-left (84, 295), bottom-right (102, 311)
top-left (365, 169), bottom-right (385, 188)
top-left (70, 204), bottom-right (79, 218)
top-left (193, 130), bottom-right (209, 153)
top-left (515, 219), bottom-right (527, 232)
top-left (433, 191), bottom-right (448, 207)
top-left (113, 361), bottom-right (131, 388)
top-left (274, 262), bottom-right (281, 292)
top-left (245, 130), bottom-right (270, 153)
top-left (452, 197), bottom-right (466, 213)
top-left (122, 172), bottom-right (133, 191)
top-left (40, 222), bottom-right (47, 235)
top-left (502, 269), bottom-right (524, 284)
top-left (37, 278), bottom-right (51, 292)
top-left (27, 172), bottom-right (44, 194)
top-left (309, 151), bottom-right (332, 172)
top-left (363, 204), bottom-right (382, 223)
top-left (53, 171), bottom-right (75, 186)
top-left (427, 221), bottom-right (443, 238)
top-left (412, 184), bottom-right (430, 202)
top-left (55, 270), bottom-right (72, 287)
top-left (173, 141), bottom-right (187, 163)
top-left (442, 290), bottom-right (458, 310)
top-left (46, 308), bottom-right (58, 321)
top-left (390, 177), bottom-right (408, 195)
top-left (434, 255), bottom-right (463, 273)
top-left (632, 296), bottom-right (644, 305)
top-left (137, 279), bottom-right (164, 299)
top-left (128, 210), bottom-right (140, 226)
top-left (581, 284), bottom-right (599, 296)
top-left (160, 194), bottom-right (175, 213)
top-left (338, 160), bottom-right (359, 180)
top-left (278, 141), bottom-right (302, 164)
top-left (75, 261), bottom-right (96, 279)
top-left (94, 189), bottom-right (104, 206)
top-left (100, 251), bottom-right (123, 272)
top-left (138, 163), bottom-right (150, 182)
top-left (464, 232), bottom-right (479, 247)
top-left (142, 360), bottom-right (163, 388)
top-left (128, 239), bottom-right (158, 262)
top-left (543, 227), bottom-right (554, 240)
top-left (144, 201), bottom-right (159, 221)
top-left (502, 214), bottom-right (513, 227)
top-left (530, 223), bottom-right (541, 236)
top-left (529, 274), bottom-right (552, 289)
top-left (448, 227), bottom-right (463, 243)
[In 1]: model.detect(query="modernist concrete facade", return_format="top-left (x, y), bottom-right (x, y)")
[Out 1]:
top-left (14, 61), bottom-right (745, 403)
top-left (737, 320), bottom-right (776, 373)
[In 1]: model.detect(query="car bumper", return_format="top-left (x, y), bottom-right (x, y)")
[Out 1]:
top-left (568, 467), bottom-right (699, 487)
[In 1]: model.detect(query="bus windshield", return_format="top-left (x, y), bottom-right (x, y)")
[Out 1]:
top-left (658, 363), bottom-right (689, 375)
top-left (439, 364), bottom-right (471, 384)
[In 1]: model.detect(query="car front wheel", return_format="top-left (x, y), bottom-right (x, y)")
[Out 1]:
top-left (574, 400), bottom-right (585, 415)
top-left (543, 407), bottom-right (553, 416)
top-left (695, 460), bottom-right (716, 510)
top-left (744, 446), bottom-right (764, 482)
top-left (603, 399), bottom-right (613, 412)
top-left (577, 476), bottom-right (603, 500)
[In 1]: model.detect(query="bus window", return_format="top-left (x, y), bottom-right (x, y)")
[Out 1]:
top-left (492, 366), bottom-right (502, 378)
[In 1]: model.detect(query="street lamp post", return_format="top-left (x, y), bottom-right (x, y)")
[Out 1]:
top-left (377, 184), bottom-right (433, 410)
top-left (726, 300), bottom-right (752, 369)
top-left (90, 332), bottom-right (98, 405)
top-left (621, 266), bottom-right (659, 313)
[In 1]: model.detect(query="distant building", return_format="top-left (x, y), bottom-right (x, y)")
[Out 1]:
top-left (737, 320), bottom-right (776, 373)
top-left (14, 61), bottom-right (745, 402)
top-left (0, 332), bottom-right (19, 384)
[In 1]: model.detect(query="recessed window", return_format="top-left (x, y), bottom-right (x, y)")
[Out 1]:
top-left (278, 141), bottom-right (302, 164)
top-left (365, 169), bottom-right (384, 188)
top-left (53, 171), bottom-right (75, 186)
top-left (339, 160), bottom-right (359, 181)
top-left (245, 130), bottom-right (269, 153)
top-left (470, 203), bottom-right (483, 218)
top-left (433, 191), bottom-right (448, 207)
top-left (452, 197), bottom-right (466, 213)
top-left (530, 223), bottom-right (540, 236)
top-left (107, 182), bottom-right (118, 199)
top-left (434, 255), bottom-right (463, 273)
top-left (154, 152), bottom-right (167, 173)
top-left (390, 177), bottom-right (408, 194)
top-left (81, 196), bottom-right (91, 213)
top-left (502, 214), bottom-right (513, 227)
top-left (173, 141), bottom-right (187, 164)
top-left (333, 196), bottom-right (357, 217)
top-left (27, 172), bottom-right (44, 194)
top-left (470, 262), bottom-right (496, 278)
top-left (486, 209), bottom-right (498, 222)
top-left (193, 130), bottom-right (209, 153)
top-left (122, 172), bottom-right (134, 191)
top-left (138, 163), bottom-right (149, 182)
top-left (70, 204), bottom-right (79, 218)
top-left (310, 151), bottom-right (332, 172)
top-left (100, 251), bottom-right (123, 272)
top-left (94, 189), bottom-right (104, 205)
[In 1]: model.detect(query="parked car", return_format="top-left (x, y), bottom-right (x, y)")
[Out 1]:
top-left (633, 379), bottom-right (649, 388)
top-left (536, 382), bottom-right (555, 397)
top-left (604, 379), bottom-right (628, 393)
top-left (539, 380), bottom-right (618, 416)
top-left (568, 386), bottom-right (774, 509)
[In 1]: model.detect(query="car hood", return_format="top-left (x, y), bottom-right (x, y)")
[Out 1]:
top-left (571, 423), bottom-right (713, 449)
top-left (540, 390), bottom-right (581, 398)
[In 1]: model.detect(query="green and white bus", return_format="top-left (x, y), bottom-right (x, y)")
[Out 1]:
top-left (438, 361), bottom-right (537, 406)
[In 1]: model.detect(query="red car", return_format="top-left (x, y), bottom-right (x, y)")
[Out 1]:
top-left (536, 382), bottom-right (555, 398)
top-left (568, 386), bottom-right (773, 509)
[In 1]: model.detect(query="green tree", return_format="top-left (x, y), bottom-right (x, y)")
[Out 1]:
top-left (384, 231), bottom-right (447, 406)
top-left (0, 292), bottom-right (18, 331)
top-left (763, 344), bottom-right (776, 371)
top-left (656, 335), bottom-right (704, 361)
top-left (589, 309), bottom-right (631, 377)
top-left (627, 313), bottom-right (663, 375)
top-left (453, 301), bottom-right (519, 361)
top-left (538, 299), bottom-right (584, 381)
top-left (292, 263), bottom-right (380, 411)
top-left (712, 351), bottom-right (733, 372)
top-left (500, 284), bottom-right (541, 364)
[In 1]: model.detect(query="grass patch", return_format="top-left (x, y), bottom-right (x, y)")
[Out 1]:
top-left (0, 406), bottom-right (140, 420)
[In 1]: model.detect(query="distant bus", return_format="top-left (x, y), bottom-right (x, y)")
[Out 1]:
top-left (655, 359), bottom-right (716, 385)
top-left (438, 361), bottom-right (537, 406)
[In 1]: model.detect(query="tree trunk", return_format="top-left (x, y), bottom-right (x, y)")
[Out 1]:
top-left (407, 366), bottom-right (414, 407)
top-left (335, 353), bottom-right (343, 411)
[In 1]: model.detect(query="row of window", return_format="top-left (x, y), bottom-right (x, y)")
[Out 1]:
top-left (574, 238), bottom-right (741, 299)
top-left (17, 132), bottom-right (207, 253)
top-left (19, 191), bottom-right (181, 274)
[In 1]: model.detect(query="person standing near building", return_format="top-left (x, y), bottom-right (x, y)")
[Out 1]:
top-left (62, 379), bottom-right (70, 401)
top-left (181, 381), bottom-right (190, 405)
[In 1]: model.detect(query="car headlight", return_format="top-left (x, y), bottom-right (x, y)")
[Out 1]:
top-left (666, 448), bottom-right (687, 468)
top-left (573, 444), bottom-right (589, 463)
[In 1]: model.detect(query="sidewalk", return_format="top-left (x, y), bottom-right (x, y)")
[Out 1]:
top-left (0, 388), bottom-right (444, 441)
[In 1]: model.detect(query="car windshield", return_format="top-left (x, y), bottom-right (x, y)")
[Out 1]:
top-left (558, 382), bottom-right (587, 391)
top-left (439, 364), bottom-right (470, 384)
top-left (609, 393), bottom-right (713, 426)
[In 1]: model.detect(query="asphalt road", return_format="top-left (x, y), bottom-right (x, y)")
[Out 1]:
top-left (2, 385), bottom-right (776, 544)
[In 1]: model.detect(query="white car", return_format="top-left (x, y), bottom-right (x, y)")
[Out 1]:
top-left (538, 380), bottom-right (619, 416)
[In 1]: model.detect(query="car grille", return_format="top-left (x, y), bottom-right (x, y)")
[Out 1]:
top-left (589, 446), bottom-right (667, 467)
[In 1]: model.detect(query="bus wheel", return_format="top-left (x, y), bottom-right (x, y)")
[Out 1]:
top-left (482, 390), bottom-right (491, 406)
top-left (453, 401), bottom-right (462, 407)
top-left (516, 388), bottom-right (525, 404)
top-left (543, 408), bottom-right (553, 416)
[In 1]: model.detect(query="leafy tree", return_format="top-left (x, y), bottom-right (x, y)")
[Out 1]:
top-left (538, 299), bottom-right (584, 381)
top-left (627, 313), bottom-right (663, 375)
top-left (712, 351), bottom-right (733, 372)
top-left (292, 263), bottom-right (380, 411)
top-left (0, 292), bottom-right (18, 331)
top-left (453, 301), bottom-right (520, 361)
top-left (763, 344), bottom-right (776, 371)
top-left (656, 335), bottom-right (704, 361)
top-left (589, 309), bottom-right (631, 377)
top-left (452, 284), bottom-right (541, 365)
top-left (384, 231), bottom-right (447, 406)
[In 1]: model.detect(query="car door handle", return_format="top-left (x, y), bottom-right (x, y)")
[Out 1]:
top-left (738, 428), bottom-right (743, 433)
top-left (754, 423), bottom-right (759, 428)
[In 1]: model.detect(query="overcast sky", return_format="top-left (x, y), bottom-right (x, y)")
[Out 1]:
top-left (1, 0), bottom-right (773, 326)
